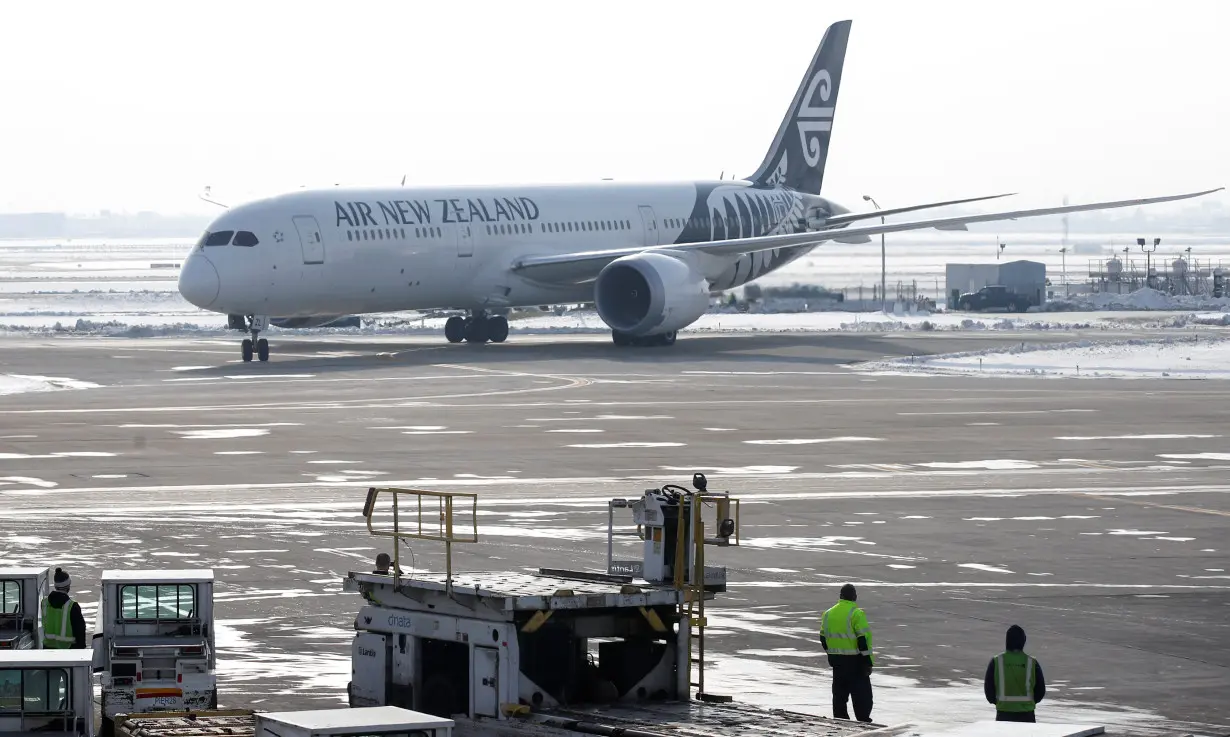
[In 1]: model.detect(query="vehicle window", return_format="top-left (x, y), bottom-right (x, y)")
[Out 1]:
top-left (0, 668), bottom-right (68, 712)
top-left (120, 584), bottom-right (196, 620)
top-left (204, 231), bottom-right (234, 247)
top-left (233, 231), bottom-right (259, 247)
top-left (0, 580), bottom-right (19, 614)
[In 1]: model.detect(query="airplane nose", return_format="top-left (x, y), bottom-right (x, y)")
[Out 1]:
top-left (178, 254), bottom-right (221, 308)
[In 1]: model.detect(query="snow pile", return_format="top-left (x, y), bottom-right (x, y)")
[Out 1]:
top-left (1044, 287), bottom-right (1230, 312)
top-left (0, 374), bottom-right (102, 396)
top-left (855, 335), bottom-right (1230, 380)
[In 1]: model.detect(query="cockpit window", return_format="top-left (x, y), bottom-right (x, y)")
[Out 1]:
top-left (204, 231), bottom-right (234, 247)
top-left (233, 231), bottom-right (259, 247)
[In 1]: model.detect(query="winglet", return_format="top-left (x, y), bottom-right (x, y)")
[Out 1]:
top-left (199, 186), bottom-right (228, 210)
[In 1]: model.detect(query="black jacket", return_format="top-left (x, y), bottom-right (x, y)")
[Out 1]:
top-left (984, 652), bottom-right (1045, 706)
top-left (46, 591), bottom-right (87, 649)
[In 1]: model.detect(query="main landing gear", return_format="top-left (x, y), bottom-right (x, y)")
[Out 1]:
top-left (444, 310), bottom-right (509, 345)
top-left (240, 315), bottom-right (270, 363)
top-left (612, 330), bottom-right (677, 347)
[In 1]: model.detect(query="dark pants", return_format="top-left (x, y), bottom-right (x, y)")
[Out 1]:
top-left (996, 710), bottom-right (1036, 723)
top-left (831, 659), bottom-right (873, 722)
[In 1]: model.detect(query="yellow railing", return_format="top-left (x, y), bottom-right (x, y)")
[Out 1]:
top-left (361, 487), bottom-right (479, 592)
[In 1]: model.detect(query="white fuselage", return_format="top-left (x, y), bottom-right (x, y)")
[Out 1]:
top-left (179, 179), bottom-right (840, 318)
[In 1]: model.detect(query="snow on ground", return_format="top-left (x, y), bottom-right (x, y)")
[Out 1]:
top-left (855, 335), bottom-right (1230, 380)
top-left (0, 374), bottom-right (101, 396)
top-left (1042, 286), bottom-right (1230, 312)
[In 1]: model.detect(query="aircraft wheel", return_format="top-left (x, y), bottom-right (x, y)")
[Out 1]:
top-left (257, 338), bottom-right (269, 362)
top-left (612, 330), bottom-right (632, 347)
top-left (465, 316), bottom-right (490, 344)
top-left (487, 316), bottom-right (509, 343)
top-left (658, 331), bottom-right (677, 346)
top-left (445, 316), bottom-right (465, 343)
top-left (241, 338), bottom-right (253, 363)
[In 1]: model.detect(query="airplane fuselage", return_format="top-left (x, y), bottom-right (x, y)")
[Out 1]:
top-left (181, 179), bottom-right (844, 318)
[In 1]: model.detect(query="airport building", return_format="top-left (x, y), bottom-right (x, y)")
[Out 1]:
top-left (945, 260), bottom-right (1047, 308)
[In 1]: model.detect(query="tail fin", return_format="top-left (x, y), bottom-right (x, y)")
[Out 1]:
top-left (746, 20), bottom-right (852, 195)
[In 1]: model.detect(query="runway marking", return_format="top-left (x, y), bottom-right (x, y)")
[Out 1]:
top-left (547, 429), bottom-right (603, 433)
top-left (1159, 452), bottom-right (1230, 461)
top-left (175, 429), bottom-right (269, 439)
top-left (1058, 434), bottom-right (1221, 440)
top-left (0, 451), bottom-right (117, 459)
top-left (525, 415), bottom-right (673, 422)
top-left (744, 437), bottom-right (880, 445)
top-left (566, 442), bottom-right (685, 449)
top-left (916, 460), bottom-right (1037, 470)
top-left (6, 478), bottom-right (1230, 506)
top-left (1083, 492), bottom-right (1230, 518)
top-left (958, 563), bottom-right (1013, 574)
top-left (897, 409), bottom-right (1098, 416)
top-left (0, 369), bottom-right (591, 414)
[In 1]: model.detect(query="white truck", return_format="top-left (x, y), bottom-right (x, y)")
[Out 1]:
top-left (0, 650), bottom-right (96, 735)
top-left (91, 569), bottom-right (216, 731)
top-left (0, 567), bottom-right (50, 651)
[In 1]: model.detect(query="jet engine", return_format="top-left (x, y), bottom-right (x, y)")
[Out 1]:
top-left (594, 252), bottom-right (710, 337)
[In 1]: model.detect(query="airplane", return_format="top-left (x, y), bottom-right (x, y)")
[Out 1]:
top-left (177, 19), bottom-right (1222, 362)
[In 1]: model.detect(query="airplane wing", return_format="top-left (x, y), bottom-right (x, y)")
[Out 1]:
top-left (511, 187), bottom-right (1223, 284)
top-left (816, 193), bottom-right (1015, 229)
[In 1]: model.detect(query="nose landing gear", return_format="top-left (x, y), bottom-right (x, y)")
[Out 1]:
top-left (240, 315), bottom-right (270, 362)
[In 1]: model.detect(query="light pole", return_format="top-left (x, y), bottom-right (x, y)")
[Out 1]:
top-left (863, 195), bottom-right (885, 312)
top-left (1059, 246), bottom-right (1068, 294)
top-left (1138, 237), bottom-right (1159, 288)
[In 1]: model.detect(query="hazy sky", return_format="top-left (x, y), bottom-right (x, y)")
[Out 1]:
top-left (2, 0), bottom-right (1227, 216)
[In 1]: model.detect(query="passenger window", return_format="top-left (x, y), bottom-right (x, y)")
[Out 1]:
top-left (204, 231), bottom-right (233, 247)
top-left (233, 231), bottom-right (259, 247)
top-left (0, 580), bottom-right (19, 614)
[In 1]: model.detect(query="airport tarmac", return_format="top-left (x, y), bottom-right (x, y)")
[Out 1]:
top-left (1, 330), bottom-right (1228, 736)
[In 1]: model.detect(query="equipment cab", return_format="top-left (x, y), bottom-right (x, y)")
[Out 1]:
top-left (0, 568), bottom-right (51, 651)
top-left (0, 649), bottom-right (96, 735)
top-left (92, 570), bottom-right (215, 729)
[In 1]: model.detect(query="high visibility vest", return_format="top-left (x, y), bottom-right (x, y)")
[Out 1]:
top-left (41, 597), bottom-right (75, 649)
top-left (820, 600), bottom-right (874, 663)
top-left (993, 650), bottom-right (1036, 712)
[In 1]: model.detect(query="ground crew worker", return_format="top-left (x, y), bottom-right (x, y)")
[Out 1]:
top-left (42, 567), bottom-right (86, 649)
top-left (984, 624), bottom-right (1046, 722)
top-left (819, 583), bottom-right (874, 723)
top-left (372, 553), bottom-right (402, 576)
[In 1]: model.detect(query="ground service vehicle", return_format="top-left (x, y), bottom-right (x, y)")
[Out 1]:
top-left (0, 650), bottom-right (96, 735)
top-left (341, 479), bottom-right (881, 736)
top-left (91, 569), bottom-right (216, 730)
top-left (955, 284), bottom-right (1033, 312)
top-left (0, 567), bottom-right (50, 650)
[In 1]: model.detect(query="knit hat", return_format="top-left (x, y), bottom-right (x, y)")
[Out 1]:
top-left (53, 567), bottom-right (71, 591)
top-left (1006, 624), bottom-right (1026, 651)
top-left (840, 583), bottom-right (857, 601)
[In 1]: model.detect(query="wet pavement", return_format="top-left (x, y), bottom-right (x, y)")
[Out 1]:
top-left (0, 331), bottom-right (1227, 736)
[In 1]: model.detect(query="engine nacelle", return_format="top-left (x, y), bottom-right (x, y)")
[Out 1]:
top-left (594, 252), bottom-right (710, 336)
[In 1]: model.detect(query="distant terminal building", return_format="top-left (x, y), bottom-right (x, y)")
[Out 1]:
top-left (945, 260), bottom-right (1046, 308)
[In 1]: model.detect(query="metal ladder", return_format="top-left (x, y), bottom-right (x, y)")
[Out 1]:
top-left (672, 493), bottom-right (732, 704)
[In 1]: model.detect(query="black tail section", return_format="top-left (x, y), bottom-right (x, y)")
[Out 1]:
top-left (746, 20), bottom-right (851, 195)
